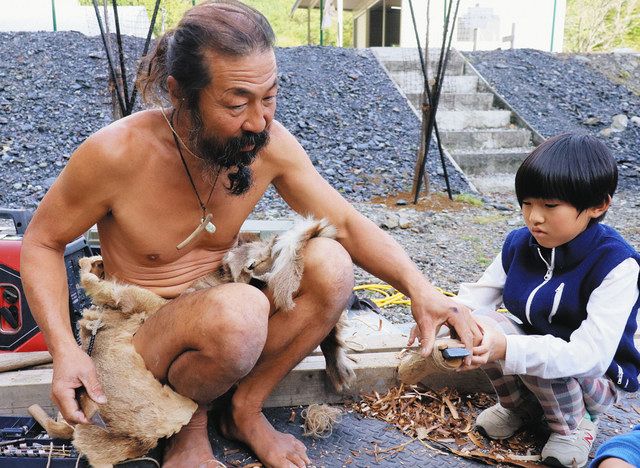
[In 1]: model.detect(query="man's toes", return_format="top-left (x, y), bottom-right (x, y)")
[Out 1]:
top-left (287, 454), bottom-right (307, 468)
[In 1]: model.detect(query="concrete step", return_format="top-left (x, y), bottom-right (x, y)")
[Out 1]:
top-left (468, 173), bottom-right (519, 194)
top-left (439, 128), bottom-right (533, 149)
top-left (371, 47), bottom-right (465, 73)
top-left (409, 92), bottom-right (494, 110)
top-left (449, 147), bottom-right (534, 175)
top-left (383, 60), bottom-right (465, 75)
top-left (436, 110), bottom-right (512, 131)
top-left (392, 73), bottom-right (478, 94)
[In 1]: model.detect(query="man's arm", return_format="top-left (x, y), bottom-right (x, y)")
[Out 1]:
top-left (21, 127), bottom-right (130, 422)
top-left (268, 122), bottom-right (482, 357)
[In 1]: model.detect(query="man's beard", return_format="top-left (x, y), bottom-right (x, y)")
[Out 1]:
top-left (188, 111), bottom-right (270, 195)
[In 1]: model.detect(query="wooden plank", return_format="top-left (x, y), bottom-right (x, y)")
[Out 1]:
top-left (309, 333), bottom-right (412, 356)
top-left (0, 351), bottom-right (52, 372)
top-left (264, 352), bottom-right (492, 408)
top-left (0, 369), bottom-right (56, 416)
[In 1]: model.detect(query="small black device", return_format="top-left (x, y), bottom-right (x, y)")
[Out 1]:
top-left (442, 347), bottom-right (470, 360)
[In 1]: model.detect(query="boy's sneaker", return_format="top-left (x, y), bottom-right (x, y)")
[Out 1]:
top-left (541, 417), bottom-right (597, 468)
top-left (475, 401), bottom-right (542, 439)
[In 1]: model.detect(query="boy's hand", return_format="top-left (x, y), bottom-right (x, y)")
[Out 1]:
top-left (460, 316), bottom-right (507, 370)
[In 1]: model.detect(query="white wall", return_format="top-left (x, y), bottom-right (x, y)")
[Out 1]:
top-left (0, 0), bottom-right (151, 37)
top-left (354, 10), bottom-right (368, 48)
top-left (399, 0), bottom-right (566, 52)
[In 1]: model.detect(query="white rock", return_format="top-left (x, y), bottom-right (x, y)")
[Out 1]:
top-left (611, 114), bottom-right (628, 131)
top-left (630, 116), bottom-right (640, 127)
top-left (381, 214), bottom-right (399, 229)
top-left (398, 215), bottom-right (412, 229)
top-left (599, 128), bottom-right (614, 138)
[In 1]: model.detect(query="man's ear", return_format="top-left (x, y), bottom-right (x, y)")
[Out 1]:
top-left (588, 195), bottom-right (612, 219)
top-left (167, 76), bottom-right (182, 107)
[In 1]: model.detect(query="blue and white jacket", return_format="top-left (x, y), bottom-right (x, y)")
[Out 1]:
top-left (455, 223), bottom-right (640, 392)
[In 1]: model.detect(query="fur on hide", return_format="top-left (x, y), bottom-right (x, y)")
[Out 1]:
top-left (73, 257), bottom-right (197, 467)
top-left (70, 217), bottom-right (355, 465)
top-left (185, 216), bottom-right (356, 391)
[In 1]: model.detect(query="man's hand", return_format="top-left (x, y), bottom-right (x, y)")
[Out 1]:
top-left (462, 316), bottom-right (507, 370)
top-left (51, 347), bottom-right (107, 425)
top-left (407, 291), bottom-right (482, 365)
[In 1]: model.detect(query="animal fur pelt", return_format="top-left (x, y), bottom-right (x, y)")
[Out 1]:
top-left (185, 216), bottom-right (356, 392)
top-left (69, 217), bottom-right (355, 465)
top-left (72, 257), bottom-right (197, 467)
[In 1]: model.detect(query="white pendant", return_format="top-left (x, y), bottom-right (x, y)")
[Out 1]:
top-left (204, 221), bottom-right (216, 234)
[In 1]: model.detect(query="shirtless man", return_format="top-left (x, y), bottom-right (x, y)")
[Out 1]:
top-left (20, 2), bottom-right (481, 467)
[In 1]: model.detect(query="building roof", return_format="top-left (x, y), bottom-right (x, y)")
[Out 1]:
top-left (291, 0), bottom-right (374, 15)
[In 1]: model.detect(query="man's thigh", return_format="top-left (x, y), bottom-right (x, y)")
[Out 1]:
top-left (132, 282), bottom-right (270, 382)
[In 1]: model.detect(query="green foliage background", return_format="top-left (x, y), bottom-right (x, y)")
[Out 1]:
top-left (79, 0), bottom-right (353, 47)
top-left (564, 0), bottom-right (640, 51)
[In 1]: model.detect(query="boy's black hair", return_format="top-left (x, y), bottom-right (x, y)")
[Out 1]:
top-left (515, 132), bottom-right (618, 222)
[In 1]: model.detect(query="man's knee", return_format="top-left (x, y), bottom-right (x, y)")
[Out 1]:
top-left (198, 284), bottom-right (269, 374)
top-left (301, 237), bottom-right (354, 310)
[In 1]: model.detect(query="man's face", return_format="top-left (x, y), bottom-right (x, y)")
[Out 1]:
top-left (188, 49), bottom-right (278, 186)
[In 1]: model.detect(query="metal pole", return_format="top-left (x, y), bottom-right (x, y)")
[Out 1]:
top-left (307, 7), bottom-right (311, 44)
top-left (550, 0), bottom-right (557, 51)
top-left (382, 0), bottom-right (386, 46)
top-left (337, 0), bottom-right (343, 47)
top-left (51, 0), bottom-right (57, 31)
top-left (320, 0), bottom-right (324, 45)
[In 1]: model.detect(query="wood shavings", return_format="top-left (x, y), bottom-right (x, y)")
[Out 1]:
top-left (301, 404), bottom-right (343, 438)
top-left (352, 385), bottom-right (546, 467)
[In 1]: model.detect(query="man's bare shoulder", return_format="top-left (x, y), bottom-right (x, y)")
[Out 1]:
top-left (262, 120), bottom-right (306, 165)
top-left (74, 109), bottom-right (162, 174)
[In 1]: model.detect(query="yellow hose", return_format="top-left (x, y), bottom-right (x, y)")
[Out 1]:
top-left (354, 283), bottom-right (507, 313)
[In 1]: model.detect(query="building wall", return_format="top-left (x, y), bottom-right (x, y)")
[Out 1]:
top-left (354, 10), bottom-right (368, 48)
top-left (0, 0), bottom-right (150, 38)
top-left (398, 0), bottom-right (566, 52)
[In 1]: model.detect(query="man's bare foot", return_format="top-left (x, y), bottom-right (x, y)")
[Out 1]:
top-left (218, 403), bottom-right (310, 468)
top-left (163, 406), bottom-right (222, 468)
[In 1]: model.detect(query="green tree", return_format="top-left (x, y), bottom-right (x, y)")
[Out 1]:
top-left (564, 0), bottom-right (640, 51)
top-left (80, 0), bottom-right (353, 46)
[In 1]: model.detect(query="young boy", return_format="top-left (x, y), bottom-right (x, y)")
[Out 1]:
top-left (453, 133), bottom-right (640, 467)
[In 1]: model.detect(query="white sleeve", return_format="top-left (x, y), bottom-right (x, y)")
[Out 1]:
top-left (504, 258), bottom-right (640, 379)
top-left (453, 253), bottom-right (505, 311)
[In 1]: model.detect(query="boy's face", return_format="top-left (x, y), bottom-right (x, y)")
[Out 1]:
top-left (521, 198), bottom-right (608, 248)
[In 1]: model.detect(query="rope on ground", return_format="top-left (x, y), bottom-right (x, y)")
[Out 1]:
top-left (301, 404), bottom-right (343, 438)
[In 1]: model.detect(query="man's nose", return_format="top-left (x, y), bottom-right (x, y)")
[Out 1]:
top-left (242, 103), bottom-right (268, 134)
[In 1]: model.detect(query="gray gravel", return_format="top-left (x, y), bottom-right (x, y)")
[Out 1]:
top-left (0, 32), bottom-right (470, 210)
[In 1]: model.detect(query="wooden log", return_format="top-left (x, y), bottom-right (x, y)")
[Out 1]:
top-left (0, 351), bottom-right (52, 373)
top-left (397, 338), bottom-right (466, 384)
top-left (28, 404), bottom-right (74, 439)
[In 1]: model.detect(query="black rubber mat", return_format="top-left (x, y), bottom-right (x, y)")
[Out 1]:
top-left (209, 392), bottom-right (640, 467)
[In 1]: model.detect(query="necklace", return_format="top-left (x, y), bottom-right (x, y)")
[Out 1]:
top-left (162, 108), bottom-right (222, 250)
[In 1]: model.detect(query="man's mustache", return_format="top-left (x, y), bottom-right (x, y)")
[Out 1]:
top-left (218, 130), bottom-right (270, 168)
